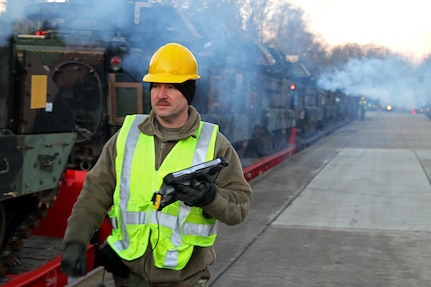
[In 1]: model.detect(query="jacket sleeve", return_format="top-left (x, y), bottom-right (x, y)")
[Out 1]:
top-left (202, 133), bottom-right (252, 225)
top-left (62, 134), bottom-right (118, 246)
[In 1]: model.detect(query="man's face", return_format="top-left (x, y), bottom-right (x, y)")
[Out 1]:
top-left (150, 83), bottom-right (189, 127)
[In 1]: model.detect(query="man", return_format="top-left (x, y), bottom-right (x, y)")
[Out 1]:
top-left (61, 42), bottom-right (252, 287)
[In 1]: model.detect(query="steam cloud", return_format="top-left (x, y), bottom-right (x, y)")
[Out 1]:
top-left (317, 56), bottom-right (431, 108)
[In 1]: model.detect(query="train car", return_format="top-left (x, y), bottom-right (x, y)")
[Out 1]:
top-left (194, 40), bottom-right (298, 157)
top-left (0, 0), bottom-right (152, 275)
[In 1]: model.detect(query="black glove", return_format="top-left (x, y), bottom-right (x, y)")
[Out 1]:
top-left (174, 173), bottom-right (216, 207)
top-left (61, 241), bottom-right (87, 276)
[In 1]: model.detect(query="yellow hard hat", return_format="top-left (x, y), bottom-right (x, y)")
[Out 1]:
top-left (143, 43), bottom-right (200, 83)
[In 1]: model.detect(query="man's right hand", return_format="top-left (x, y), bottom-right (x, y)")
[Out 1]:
top-left (174, 173), bottom-right (216, 207)
top-left (61, 241), bottom-right (87, 276)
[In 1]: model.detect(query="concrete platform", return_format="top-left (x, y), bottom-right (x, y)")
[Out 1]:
top-left (210, 111), bottom-right (431, 286)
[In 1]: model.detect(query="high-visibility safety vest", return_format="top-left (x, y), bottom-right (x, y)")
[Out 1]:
top-left (107, 114), bottom-right (219, 270)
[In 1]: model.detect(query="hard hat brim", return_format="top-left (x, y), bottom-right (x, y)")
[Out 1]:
top-left (142, 73), bottom-right (200, 83)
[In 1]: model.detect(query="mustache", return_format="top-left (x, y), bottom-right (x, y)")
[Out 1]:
top-left (155, 100), bottom-right (171, 105)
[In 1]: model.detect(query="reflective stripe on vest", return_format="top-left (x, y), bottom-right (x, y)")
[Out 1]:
top-left (107, 114), bottom-right (218, 269)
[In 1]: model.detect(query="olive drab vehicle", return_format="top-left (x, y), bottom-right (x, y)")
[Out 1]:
top-left (0, 2), bottom-right (150, 275)
top-left (0, 37), bottom-right (78, 276)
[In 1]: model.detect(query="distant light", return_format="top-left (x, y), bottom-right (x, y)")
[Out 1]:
top-left (290, 84), bottom-right (296, 90)
top-left (386, 105), bottom-right (392, 111)
top-left (110, 56), bottom-right (122, 71)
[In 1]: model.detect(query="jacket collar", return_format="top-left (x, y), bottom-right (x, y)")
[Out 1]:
top-left (138, 106), bottom-right (201, 142)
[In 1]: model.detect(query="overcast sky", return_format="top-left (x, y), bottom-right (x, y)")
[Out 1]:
top-left (289, 0), bottom-right (431, 61)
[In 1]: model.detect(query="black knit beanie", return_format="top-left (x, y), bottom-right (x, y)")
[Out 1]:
top-left (150, 80), bottom-right (196, 105)
top-left (172, 80), bottom-right (196, 104)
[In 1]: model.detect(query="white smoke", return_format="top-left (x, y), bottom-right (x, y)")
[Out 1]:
top-left (317, 56), bottom-right (430, 108)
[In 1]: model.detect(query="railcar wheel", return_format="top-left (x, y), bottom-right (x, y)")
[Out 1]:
top-left (253, 125), bottom-right (272, 156)
top-left (0, 189), bottom-right (58, 277)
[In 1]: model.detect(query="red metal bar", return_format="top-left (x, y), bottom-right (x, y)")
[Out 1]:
top-left (243, 146), bottom-right (296, 181)
top-left (3, 245), bottom-right (95, 287)
top-left (32, 170), bottom-right (88, 238)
